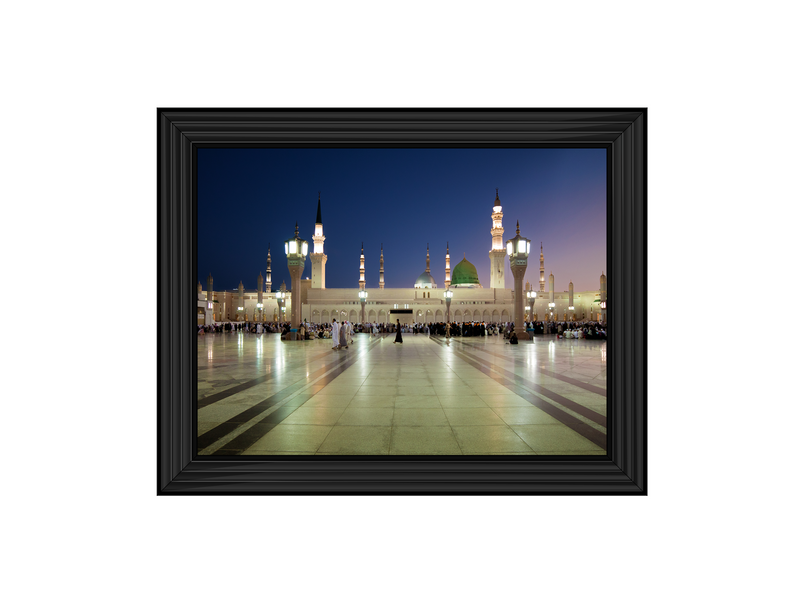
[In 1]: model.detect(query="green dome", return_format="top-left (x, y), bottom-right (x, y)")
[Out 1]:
top-left (451, 258), bottom-right (481, 286)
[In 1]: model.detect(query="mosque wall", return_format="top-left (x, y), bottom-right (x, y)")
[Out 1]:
top-left (199, 286), bottom-right (605, 324)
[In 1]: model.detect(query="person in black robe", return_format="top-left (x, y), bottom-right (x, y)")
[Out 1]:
top-left (394, 319), bottom-right (403, 344)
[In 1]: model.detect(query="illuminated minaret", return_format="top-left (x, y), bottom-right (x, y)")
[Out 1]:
top-left (539, 243), bottom-right (545, 292)
top-left (266, 247), bottom-right (271, 292)
top-left (445, 242), bottom-right (451, 288)
top-left (310, 193), bottom-right (327, 289)
top-left (254, 272), bottom-right (263, 320)
top-left (569, 281), bottom-right (574, 308)
top-left (489, 188), bottom-right (506, 288)
top-left (379, 244), bottom-right (385, 289)
top-left (206, 273), bottom-right (213, 301)
top-left (359, 243), bottom-right (365, 291)
top-left (426, 243), bottom-right (431, 276)
top-left (549, 272), bottom-right (555, 304)
top-left (600, 271), bottom-right (607, 322)
top-left (197, 281), bottom-right (202, 294)
top-left (238, 281), bottom-right (245, 320)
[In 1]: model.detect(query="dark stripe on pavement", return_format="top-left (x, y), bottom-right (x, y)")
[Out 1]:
top-left (430, 336), bottom-right (606, 449)
top-left (454, 338), bottom-right (607, 396)
top-left (197, 348), bottom-right (334, 409)
top-left (199, 335), bottom-right (388, 454)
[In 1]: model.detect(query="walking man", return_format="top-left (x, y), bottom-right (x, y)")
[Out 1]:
top-left (331, 318), bottom-right (340, 350)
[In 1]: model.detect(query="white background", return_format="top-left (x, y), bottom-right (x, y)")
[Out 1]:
top-left (2, 1), bottom-right (802, 601)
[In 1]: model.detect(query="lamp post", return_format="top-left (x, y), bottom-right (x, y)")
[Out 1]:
top-left (276, 291), bottom-right (285, 324)
top-left (256, 302), bottom-right (264, 322)
top-left (444, 288), bottom-right (453, 341)
top-left (285, 224), bottom-right (308, 338)
top-left (358, 290), bottom-right (367, 326)
top-left (527, 289), bottom-right (537, 322)
top-left (506, 221), bottom-right (531, 340)
top-left (237, 306), bottom-right (244, 322)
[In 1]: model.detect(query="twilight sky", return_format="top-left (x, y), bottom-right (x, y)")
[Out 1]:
top-left (197, 148), bottom-right (606, 293)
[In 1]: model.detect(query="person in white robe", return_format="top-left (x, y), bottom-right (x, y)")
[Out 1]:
top-left (339, 321), bottom-right (348, 348)
top-left (331, 319), bottom-right (340, 350)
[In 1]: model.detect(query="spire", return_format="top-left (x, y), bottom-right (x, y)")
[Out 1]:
top-left (316, 193), bottom-right (322, 224)
top-left (379, 243), bottom-right (385, 289)
top-left (359, 242), bottom-right (365, 290)
top-left (539, 241), bottom-right (545, 292)
top-left (426, 244), bottom-right (430, 274)
top-left (516, 220), bottom-right (520, 235)
top-left (445, 242), bottom-right (451, 289)
top-left (494, 188), bottom-right (501, 207)
top-left (294, 222), bottom-right (299, 237)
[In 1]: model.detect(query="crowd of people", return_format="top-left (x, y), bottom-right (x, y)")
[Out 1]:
top-left (199, 319), bottom-right (606, 342)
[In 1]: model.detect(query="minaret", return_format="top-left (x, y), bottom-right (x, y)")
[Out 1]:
top-left (600, 271), bottom-right (607, 322)
top-left (266, 247), bottom-right (271, 292)
top-left (238, 281), bottom-right (244, 320)
top-left (379, 244), bottom-right (385, 289)
top-left (206, 273), bottom-right (213, 302)
top-left (549, 272), bottom-right (555, 304)
top-left (489, 188), bottom-right (506, 288)
top-left (426, 244), bottom-right (431, 275)
top-left (539, 243), bottom-right (545, 292)
top-left (569, 281), bottom-right (574, 309)
top-left (310, 193), bottom-right (327, 289)
top-left (445, 242), bottom-right (451, 288)
top-left (197, 281), bottom-right (202, 294)
top-left (359, 243), bottom-right (365, 291)
top-left (257, 272), bottom-right (264, 307)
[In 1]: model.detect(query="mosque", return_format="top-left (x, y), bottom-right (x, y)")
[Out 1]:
top-left (197, 191), bottom-right (607, 326)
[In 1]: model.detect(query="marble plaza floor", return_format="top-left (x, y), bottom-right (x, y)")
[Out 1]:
top-left (197, 332), bottom-right (607, 455)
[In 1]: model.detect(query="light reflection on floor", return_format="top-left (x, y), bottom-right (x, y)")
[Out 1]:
top-left (197, 332), bottom-right (607, 456)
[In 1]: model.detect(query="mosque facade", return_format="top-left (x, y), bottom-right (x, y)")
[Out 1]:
top-left (197, 192), bottom-right (607, 326)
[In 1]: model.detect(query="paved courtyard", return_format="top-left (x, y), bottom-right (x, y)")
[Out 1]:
top-left (197, 332), bottom-right (607, 455)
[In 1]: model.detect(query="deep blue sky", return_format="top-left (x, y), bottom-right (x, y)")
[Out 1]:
top-left (197, 148), bottom-right (606, 293)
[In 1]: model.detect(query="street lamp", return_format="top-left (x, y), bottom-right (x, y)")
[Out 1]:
top-left (444, 288), bottom-right (453, 341)
top-left (284, 223), bottom-right (308, 338)
top-left (276, 291), bottom-right (285, 324)
top-left (358, 290), bottom-right (367, 326)
top-left (527, 289), bottom-right (537, 322)
top-left (506, 221), bottom-right (531, 340)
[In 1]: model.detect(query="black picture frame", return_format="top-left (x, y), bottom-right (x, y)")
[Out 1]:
top-left (158, 108), bottom-right (646, 495)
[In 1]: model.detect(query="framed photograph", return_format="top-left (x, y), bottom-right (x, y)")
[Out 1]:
top-left (158, 109), bottom-right (646, 494)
